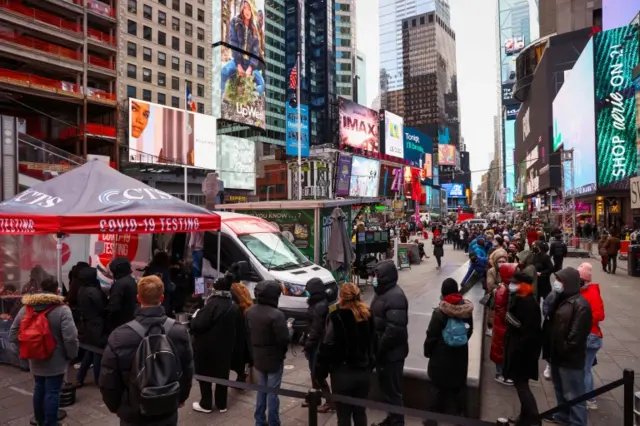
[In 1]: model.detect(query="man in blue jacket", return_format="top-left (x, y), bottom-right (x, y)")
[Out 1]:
top-left (461, 254), bottom-right (488, 289)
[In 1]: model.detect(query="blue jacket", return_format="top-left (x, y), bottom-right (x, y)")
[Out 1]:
top-left (229, 16), bottom-right (260, 69)
top-left (461, 256), bottom-right (488, 285)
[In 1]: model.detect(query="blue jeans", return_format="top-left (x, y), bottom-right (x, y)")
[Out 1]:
top-left (76, 350), bottom-right (102, 385)
top-left (192, 250), bottom-right (203, 278)
top-left (585, 334), bottom-right (602, 404)
top-left (221, 59), bottom-right (265, 95)
top-left (550, 364), bottom-right (588, 426)
top-left (254, 364), bottom-right (284, 426)
top-left (33, 374), bottom-right (64, 426)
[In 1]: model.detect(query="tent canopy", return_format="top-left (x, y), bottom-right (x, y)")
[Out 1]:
top-left (0, 160), bottom-right (220, 235)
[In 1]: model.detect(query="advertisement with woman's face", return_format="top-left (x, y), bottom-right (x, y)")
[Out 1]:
top-left (349, 156), bottom-right (380, 197)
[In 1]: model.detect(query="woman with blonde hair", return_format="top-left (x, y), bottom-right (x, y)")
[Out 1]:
top-left (315, 283), bottom-right (377, 426)
top-left (230, 282), bottom-right (253, 383)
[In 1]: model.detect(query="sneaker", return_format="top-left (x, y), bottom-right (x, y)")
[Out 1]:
top-left (495, 375), bottom-right (505, 383)
top-left (219, 408), bottom-right (228, 413)
top-left (503, 378), bottom-right (514, 386)
top-left (73, 363), bottom-right (81, 370)
top-left (192, 402), bottom-right (212, 413)
top-left (543, 365), bottom-right (551, 380)
top-left (586, 400), bottom-right (598, 410)
top-left (485, 328), bottom-right (493, 337)
top-left (542, 414), bottom-right (567, 424)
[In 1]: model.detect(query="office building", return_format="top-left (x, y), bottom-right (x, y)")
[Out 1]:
top-left (355, 50), bottom-right (367, 104)
top-left (539, 0), bottom-right (602, 37)
top-left (335, 0), bottom-right (356, 99)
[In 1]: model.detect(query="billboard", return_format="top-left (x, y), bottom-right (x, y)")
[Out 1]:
top-left (286, 103), bottom-right (309, 157)
top-left (339, 97), bottom-right (379, 154)
top-left (502, 83), bottom-right (515, 103)
top-left (128, 99), bottom-right (216, 168)
top-left (438, 144), bottom-right (456, 166)
top-left (383, 111), bottom-right (404, 159)
top-left (335, 154), bottom-right (352, 196)
top-left (403, 167), bottom-right (423, 201)
top-left (433, 165), bottom-right (439, 186)
top-left (217, 135), bottom-right (256, 190)
top-left (504, 36), bottom-right (525, 56)
top-left (603, 0), bottom-right (640, 30)
top-left (442, 183), bottom-right (466, 198)
top-left (504, 120), bottom-right (516, 203)
top-left (594, 25), bottom-right (639, 187)
top-left (221, 0), bottom-right (265, 61)
top-left (379, 164), bottom-right (402, 197)
top-left (505, 104), bottom-right (520, 120)
top-left (349, 156), bottom-right (380, 197)
top-left (422, 153), bottom-right (433, 179)
top-left (403, 127), bottom-right (430, 168)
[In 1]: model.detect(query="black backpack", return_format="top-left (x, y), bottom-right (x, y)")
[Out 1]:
top-left (127, 319), bottom-right (182, 417)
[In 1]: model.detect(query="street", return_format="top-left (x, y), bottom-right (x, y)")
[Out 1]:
top-left (0, 246), bottom-right (638, 425)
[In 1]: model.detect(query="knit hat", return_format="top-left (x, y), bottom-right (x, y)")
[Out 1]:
top-left (577, 262), bottom-right (592, 283)
top-left (441, 278), bottom-right (459, 296)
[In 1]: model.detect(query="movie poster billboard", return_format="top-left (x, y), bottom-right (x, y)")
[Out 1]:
top-left (339, 97), bottom-right (379, 154)
top-left (438, 144), bottom-right (456, 166)
top-left (217, 135), bottom-right (256, 190)
top-left (286, 103), bottom-right (309, 157)
top-left (335, 154), bottom-right (352, 196)
top-left (349, 156), bottom-right (380, 197)
top-left (128, 99), bottom-right (216, 168)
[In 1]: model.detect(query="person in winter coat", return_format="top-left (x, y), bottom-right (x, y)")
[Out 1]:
top-left (544, 267), bottom-right (592, 426)
top-left (315, 283), bottom-right (377, 426)
top-left (99, 275), bottom-right (193, 426)
top-left (423, 278), bottom-right (474, 425)
top-left (485, 249), bottom-right (508, 338)
top-left (190, 275), bottom-right (243, 413)
top-left (526, 227), bottom-right (539, 249)
top-left (530, 241), bottom-right (554, 302)
top-left (503, 270), bottom-right (542, 426)
top-left (490, 263), bottom-right (517, 385)
top-left (65, 261), bottom-right (90, 317)
top-left (577, 263), bottom-right (605, 410)
top-left (246, 280), bottom-right (292, 426)
top-left (302, 278), bottom-right (333, 412)
top-left (461, 254), bottom-right (488, 290)
top-left (143, 251), bottom-right (176, 317)
top-left (605, 233), bottom-right (621, 274)
top-left (370, 260), bottom-right (409, 426)
top-left (516, 251), bottom-right (539, 300)
top-left (549, 235), bottom-right (568, 272)
top-left (10, 277), bottom-right (79, 426)
top-left (75, 267), bottom-right (108, 387)
top-left (230, 282), bottom-right (253, 383)
top-left (597, 234), bottom-right (609, 272)
top-left (432, 235), bottom-right (445, 269)
top-left (106, 257), bottom-right (138, 333)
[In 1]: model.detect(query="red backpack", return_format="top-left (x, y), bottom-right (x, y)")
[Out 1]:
top-left (18, 305), bottom-right (58, 360)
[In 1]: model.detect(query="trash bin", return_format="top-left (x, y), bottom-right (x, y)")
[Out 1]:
top-left (627, 245), bottom-right (640, 276)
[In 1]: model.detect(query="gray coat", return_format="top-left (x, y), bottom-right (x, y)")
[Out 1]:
top-left (10, 293), bottom-right (79, 377)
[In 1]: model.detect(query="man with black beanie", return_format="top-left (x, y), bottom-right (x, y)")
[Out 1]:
top-left (106, 257), bottom-right (138, 333)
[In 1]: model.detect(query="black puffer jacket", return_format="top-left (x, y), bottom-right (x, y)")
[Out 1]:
top-left (370, 260), bottom-right (409, 363)
top-left (549, 238), bottom-right (567, 258)
top-left (304, 278), bottom-right (329, 354)
top-left (76, 267), bottom-right (108, 348)
top-left (99, 306), bottom-right (193, 425)
top-left (246, 281), bottom-right (291, 373)
top-left (548, 268), bottom-right (592, 370)
top-left (106, 257), bottom-right (138, 333)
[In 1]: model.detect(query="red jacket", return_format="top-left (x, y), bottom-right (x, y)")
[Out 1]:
top-left (490, 283), bottom-right (509, 365)
top-left (526, 230), bottom-right (539, 247)
top-left (580, 284), bottom-right (605, 337)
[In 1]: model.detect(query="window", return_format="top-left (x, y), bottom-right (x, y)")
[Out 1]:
top-left (172, 17), bottom-right (180, 31)
top-left (171, 76), bottom-right (179, 90)
top-left (158, 92), bottom-right (166, 105)
top-left (197, 64), bottom-right (204, 78)
top-left (159, 0), bottom-right (166, 4)
top-left (185, 60), bottom-right (192, 75)
top-left (197, 83), bottom-right (204, 97)
top-left (127, 42), bottom-right (136, 57)
top-left (172, 0), bottom-right (180, 11)
top-left (127, 63), bottom-right (136, 78)
top-left (197, 28), bottom-right (204, 41)
top-left (172, 36), bottom-right (180, 50)
top-left (158, 72), bottom-right (166, 87)
top-left (158, 31), bottom-right (166, 45)
top-left (142, 89), bottom-right (151, 101)
top-left (171, 96), bottom-right (179, 108)
top-left (158, 51), bottom-right (166, 66)
top-left (185, 22), bottom-right (193, 37)
top-left (158, 11), bottom-right (166, 25)
top-left (172, 56), bottom-right (180, 70)
top-left (127, 20), bottom-right (137, 35)
top-left (127, 0), bottom-right (136, 13)
top-left (127, 85), bottom-right (136, 98)
top-left (143, 4), bottom-right (152, 19)
top-left (197, 46), bottom-right (204, 59)
top-left (197, 102), bottom-right (204, 113)
top-left (185, 3), bottom-right (192, 17)
top-left (142, 68), bottom-right (152, 83)
top-left (197, 8), bottom-right (204, 22)
top-left (185, 80), bottom-right (192, 91)
top-left (143, 47), bottom-right (152, 61)
top-left (185, 41), bottom-right (192, 55)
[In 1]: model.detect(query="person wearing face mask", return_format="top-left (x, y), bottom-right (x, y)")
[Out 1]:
top-left (544, 268), bottom-right (592, 426)
top-left (490, 263), bottom-right (517, 386)
top-left (485, 249), bottom-right (508, 338)
top-left (502, 271), bottom-right (542, 426)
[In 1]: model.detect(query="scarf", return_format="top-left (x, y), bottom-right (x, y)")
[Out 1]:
top-left (443, 293), bottom-right (463, 305)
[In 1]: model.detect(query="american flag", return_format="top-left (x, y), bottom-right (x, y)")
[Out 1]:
top-left (289, 65), bottom-right (298, 90)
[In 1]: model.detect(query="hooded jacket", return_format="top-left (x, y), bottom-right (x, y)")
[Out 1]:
top-left (76, 267), bottom-right (108, 349)
top-left (9, 293), bottom-right (79, 377)
top-left (486, 249), bottom-right (508, 294)
top-left (548, 268), bottom-right (592, 369)
top-left (424, 298), bottom-right (473, 388)
top-left (245, 280), bottom-right (291, 373)
top-left (304, 278), bottom-right (329, 354)
top-left (370, 261), bottom-right (409, 363)
top-left (580, 283), bottom-right (605, 338)
top-left (106, 257), bottom-right (138, 333)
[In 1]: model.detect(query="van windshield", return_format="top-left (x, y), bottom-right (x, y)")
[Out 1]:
top-left (238, 232), bottom-right (312, 270)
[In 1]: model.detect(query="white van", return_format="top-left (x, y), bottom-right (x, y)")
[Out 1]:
top-left (201, 212), bottom-right (338, 329)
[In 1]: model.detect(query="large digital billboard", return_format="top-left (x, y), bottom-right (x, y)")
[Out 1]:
top-left (220, 0), bottom-right (265, 61)
top-left (217, 135), bottom-right (256, 190)
top-left (335, 154), bottom-right (352, 197)
top-left (603, 0), bottom-right (640, 30)
top-left (422, 153), bottom-right (433, 179)
top-left (286, 104), bottom-right (309, 157)
top-left (383, 111), bottom-right (404, 159)
top-left (594, 25), bottom-right (639, 187)
top-left (403, 127), bottom-right (430, 168)
top-left (438, 144), bottom-right (456, 166)
top-left (442, 183), bottom-right (466, 198)
top-left (504, 120), bottom-right (516, 203)
top-left (379, 164), bottom-right (402, 197)
top-left (339, 97), bottom-right (379, 154)
top-left (128, 99), bottom-right (216, 168)
top-left (349, 156), bottom-right (380, 197)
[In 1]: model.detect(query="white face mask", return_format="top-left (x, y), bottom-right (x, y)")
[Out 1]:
top-left (508, 284), bottom-right (519, 293)
top-left (372, 277), bottom-right (378, 287)
top-left (553, 280), bottom-right (564, 293)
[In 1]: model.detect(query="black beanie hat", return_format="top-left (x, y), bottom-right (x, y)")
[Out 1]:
top-left (441, 278), bottom-right (459, 296)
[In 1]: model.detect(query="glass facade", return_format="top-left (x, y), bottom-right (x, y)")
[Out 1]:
top-left (335, 0), bottom-right (355, 99)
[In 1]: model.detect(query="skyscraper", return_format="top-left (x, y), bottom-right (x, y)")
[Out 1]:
top-left (335, 0), bottom-right (357, 100)
top-left (539, 0), bottom-right (602, 37)
top-left (355, 50), bottom-right (368, 104)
